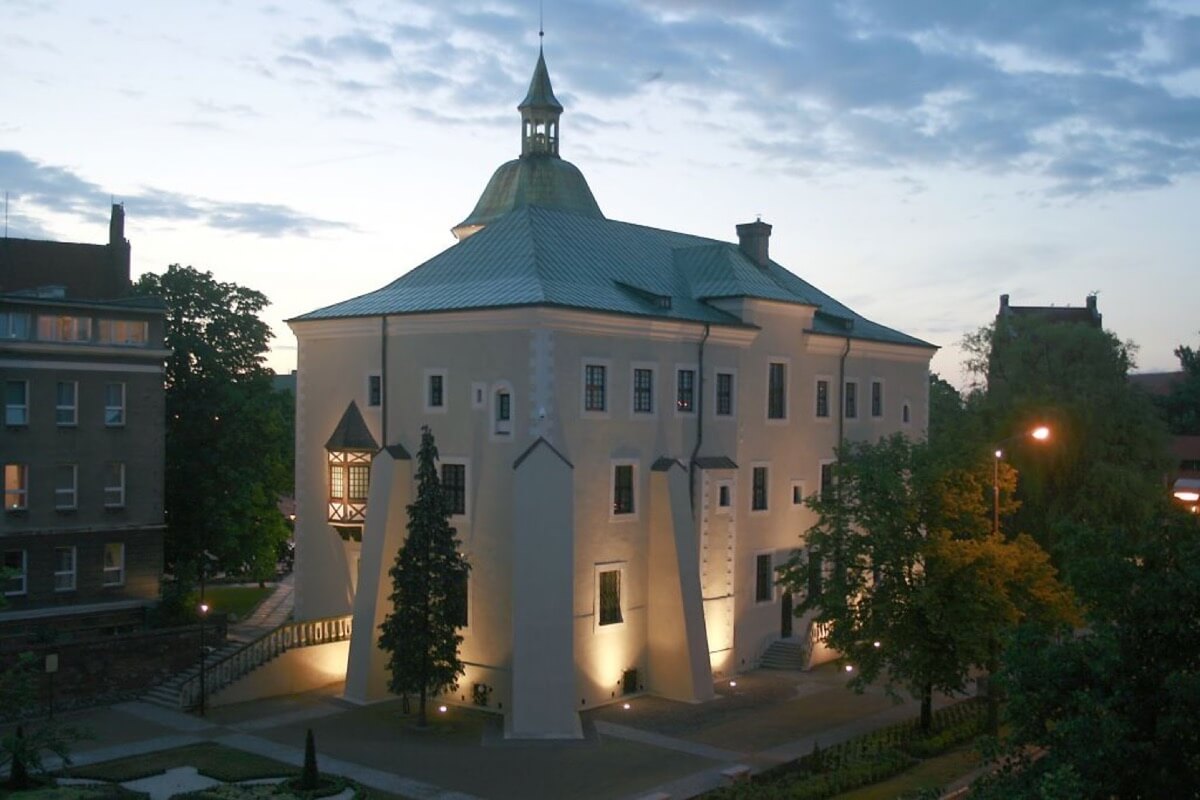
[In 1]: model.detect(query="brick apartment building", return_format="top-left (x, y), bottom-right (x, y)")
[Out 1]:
top-left (1, 205), bottom-right (168, 640)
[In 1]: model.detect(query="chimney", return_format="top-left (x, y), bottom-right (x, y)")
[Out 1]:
top-left (109, 203), bottom-right (125, 246)
top-left (736, 220), bottom-right (772, 267)
top-left (999, 294), bottom-right (1010, 313)
top-left (108, 203), bottom-right (131, 295)
top-left (1086, 294), bottom-right (1101, 327)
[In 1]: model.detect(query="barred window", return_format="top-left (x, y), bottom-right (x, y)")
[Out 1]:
top-left (676, 369), bottom-right (695, 413)
top-left (716, 372), bottom-right (734, 416)
top-left (816, 380), bottom-right (830, 418)
top-left (599, 569), bottom-right (623, 625)
top-left (752, 466), bottom-right (768, 511)
top-left (768, 363), bottom-right (786, 419)
top-left (871, 381), bottom-right (883, 417)
top-left (844, 381), bottom-right (858, 419)
top-left (442, 463), bottom-right (466, 516)
top-left (585, 364), bottom-right (607, 412)
top-left (755, 554), bottom-right (773, 603)
top-left (633, 368), bottom-right (654, 414)
top-left (613, 464), bottom-right (634, 515)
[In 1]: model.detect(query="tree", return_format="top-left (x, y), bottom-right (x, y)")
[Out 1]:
top-left (132, 265), bottom-right (293, 585)
top-left (378, 426), bottom-right (470, 727)
top-left (778, 434), bottom-right (1076, 732)
top-left (1155, 337), bottom-right (1200, 434)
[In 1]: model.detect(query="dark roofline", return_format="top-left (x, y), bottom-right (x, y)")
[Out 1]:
top-left (513, 436), bottom-right (574, 470)
top-left (0, 293), bottom-right (166, 314)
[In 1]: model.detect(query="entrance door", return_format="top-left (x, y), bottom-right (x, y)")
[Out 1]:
top-left (781, 591), bottom-right (793, 638)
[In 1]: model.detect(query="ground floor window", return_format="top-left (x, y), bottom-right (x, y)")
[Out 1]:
top-left (3, 550), bottom-right (26, 596)
top-left (103, 542), bottom-right (125, 586)
top-left (599, 569), bottom-right (623, 626)
top-left (441, 463), bottom-right (466, 516)
top-left (54, 546), bottom-right (76, 591)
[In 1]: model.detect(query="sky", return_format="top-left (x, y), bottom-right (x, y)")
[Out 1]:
top-left (2, 0), bottom-right (1198, 385)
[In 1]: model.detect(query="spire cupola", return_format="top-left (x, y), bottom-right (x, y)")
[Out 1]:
top-left (519, 44), bottom-right (563, 157)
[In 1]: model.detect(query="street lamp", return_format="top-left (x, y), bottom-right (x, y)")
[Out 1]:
top-left (198, 602), bottom-right (209, 716)
top-left (993, 426), bottom-right (1051, 534)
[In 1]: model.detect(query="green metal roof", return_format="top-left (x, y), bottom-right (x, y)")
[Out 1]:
top-left (325, 401), bottom-right (378, 452)
top-left (453, 156), bottom-right (603, 236)
top-left (519, 48), bottom-right (562, 112)
top-left (295, 206), bottom-right (933, 349)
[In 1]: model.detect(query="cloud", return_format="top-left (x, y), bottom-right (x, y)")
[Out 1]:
top-left (270, 0), bottom-right (1199, 197)
top-left (0, 150), bottom-right (349, 238)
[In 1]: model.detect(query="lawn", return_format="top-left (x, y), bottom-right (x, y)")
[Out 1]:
top-left (831, 744), bottom-right (982, 800)
top-left (202, 585), bottom-right (273, 622)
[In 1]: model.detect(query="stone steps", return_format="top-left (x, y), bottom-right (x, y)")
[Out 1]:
top-left (140, 642), bottom-right (243, 710)
top-left (759, 638), bottom-right (808, 670)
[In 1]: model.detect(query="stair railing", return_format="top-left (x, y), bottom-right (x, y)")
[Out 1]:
top-left (178, 614), bottom-right (353, 709)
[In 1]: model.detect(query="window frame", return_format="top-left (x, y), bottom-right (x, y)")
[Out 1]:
top-left (103, 542), bottom-right (126, 587)
top-left (367, 373), bottom-right (383, 408)
top-left (751, 463), bottom-right (770, 513)
top-left (814, 375), bottom-right (832, 420)
top-left (791, 480), bottom-right (807, 506)
top-left (56, 380), bottom-right (79, 427)
top-left (674, 364), bottom-right (697, 416)
top-left (54, 546), bottom-right (76, 592)
top-left (4, 463), bottom-right (28, 511)
top-left (5, 380), bottom-right (29, 427)
top-left (766, 359), bottom-right (789, 422)
top-left (3, 550), bottom-right (26, 596)
top-left (714, 479), bottom-right (733, 515)
top-left (55, 463), bottom-right (78, 511)
top-left (754, 551), bottom-right (775, 604)
top-left (844, 379), bottom-right (859, 420)
top-left (819, 459), bottom-right (837, 502)
top-left (595, 563), bottom-right (627, 630)
top-left (490, 381), bottom-right (514, 439)
top-left (580, 359), bottom-right (611, 418)
top-left (870, 379), bottom-right (884, 418)
top-left (440, 458), bottom-right (470, 520)
top-left (0, 312), bottom-right (31, 340)
top-left (630, 363), bottom-right (656, 417)
top-left (610, 460), bottom-right (638, 521)
top-left (104, 461), bottom-right (126, 508)
top-left (105, 381), bottom-right (126, 427)
top-left (714, 369), bottom-right (736, 418)
top-left (423, 368), bottom-right (448, 414)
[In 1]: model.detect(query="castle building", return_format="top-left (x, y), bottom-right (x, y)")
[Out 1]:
top-left (289, 46), bottom-right (935, 737)
top-left (0, 206), bottom-right (167, 640)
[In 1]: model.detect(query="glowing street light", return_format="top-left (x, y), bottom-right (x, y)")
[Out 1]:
top-left (993, 426), bottom-right (1052, 534)
top-left (198, 602), bottom-right (210, 716)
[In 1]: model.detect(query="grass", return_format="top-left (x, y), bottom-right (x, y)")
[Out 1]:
top-left (202, 585), bottom-right (273, 622)
top-left (831, 744), bottom-right (983, 800)
top-left (2, 786), bottom-right (146, 799)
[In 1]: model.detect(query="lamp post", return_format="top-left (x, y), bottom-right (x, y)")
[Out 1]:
top-left (198, 602), bottom-right (209, 716)
top-left (992, 426), bottom-right (1050, 535)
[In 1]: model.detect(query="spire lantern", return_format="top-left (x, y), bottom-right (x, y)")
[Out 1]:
top-left (519, 46), bottom-right (563, 157)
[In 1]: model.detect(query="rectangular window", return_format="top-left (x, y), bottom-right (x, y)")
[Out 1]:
top-left (38, 315), bottom-right (91, 342)
top-left (716, 372), bottom-right (734, 416)
top-left (3, 550), bottom-right (26, 596)
top-left (871, 381), bottom-right (883, 418)
top-left (97, 319), bottom-right (148, 345)
top-left (844, 381), bottom-right (858, 419)
top-left (599, 569), bottom-right (623, 626)
top-left (54, 546), bottom-right (76, 591)
top-left (633, 368), bottom-right (654, 414)
top-left (105, 382), bottom-right (126, 426)
top-left (56, 380), bottom-right (78, 426)
top-left (816, 379), bottom-right (830, 418)
top-left (676, 368), bottom-right (695, 413)
top-left (752, 466), bottom-right (768, 511)
top-left (329, 463), bottom-right (345, 500)
top-left (104, 462), bottom-right (126, 508)
top-left (428, 374), bottom-right (444, 409)
top-left (584, 364), bottom-right (607, 412)
top-left (820, 462), bottom-right (835, 501)
top-left (4, 464), bottom-right (28, 511)
top-left (5, 380), bottom-right (28, 426)
top-left (367, 374), bottom-right (383, 407)
top-left (442, 463), bottom-right (466, 516)
top-left (613, 464), bottom-right (635, 515)
top-left (768, 362), bottom-right (786, 419)
top-left (103, 542), bottom-right (125, 586)
top-left (718, 484), bottom-right (731, 508)
top-left (792, 481), bottom-right (805, 505)
top-left (453, 569), bottom-right (468, 628)
top-left (0, 312), bottom-right (31, 340)
top-left (348, 465), bottom-right (370, 502)
top-left (755, 553), bottom-right (773, 603)
top-left (55, 464), bottom-right (77, 510)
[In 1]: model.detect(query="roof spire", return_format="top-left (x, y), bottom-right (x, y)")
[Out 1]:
top-left (518, 34), bottom-right (563, 157)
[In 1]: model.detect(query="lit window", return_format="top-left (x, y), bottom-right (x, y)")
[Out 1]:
top-left (103, 542), bottom-right (125, 586)
top-left (755, 553), bottom-right (773, 603)
top-left (768, 363), bottom-right (786, 419)
top-left (56, 381), bottom-right (78, 426)
top-left (584, 364), bottom-right (607, 412)
top-left (0, 313), bottom-right (31, 340)
top-left (676, 368), bottom-right (695, 413)
top-left (348, 465), bottom-right (369, 501)
top-left (104, 462), bottom-right (126, 508)
top-left (367, 374), bottom-right (382, 407)
top-left (55, 464), bottom-right (77, 510)
top-left (105, 382), bottom-right (126, 426)
top-left (327, 449), bottom-right (372, 525)
top-left (54, 546), bottom-right (76, 591)
top-left (442, 463), bottom-right (466, 516)
top-left (633, 368), bottom-right (654, 414)
top-left (716, 372), bottom-right (734, 416)
top-left (816, 379), bottom-right (830, 418)
top-left (38, 315), bottom-right (91, 342)
top-left (599, 569), bottom-right (623, 626)
top-left (5, 381), bottom-right (28, 426)
top-left (613, 464), bottom-right (635, 515)
top-left (871, 381), bottom-right (883, 418)
top-left (752, 466), bottom-right (768, 511)
top-left (844, 381), bottom-right (858, 419)
top-left (98, 319), bottom-right (148, 345)
top-left (4, 464), bottom-right (28, 511)
top-left (3, 550), bottom-right (26, 596)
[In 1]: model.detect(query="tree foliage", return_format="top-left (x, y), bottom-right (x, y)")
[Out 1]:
top-left (132, 265), bottom-right (293, 583)
top-left (1155, 337), bottom-right (1200, 434)
top-left (378, 426), bottom-right (470, 727)
top-left (778, 434), bottom-right (1077, 732)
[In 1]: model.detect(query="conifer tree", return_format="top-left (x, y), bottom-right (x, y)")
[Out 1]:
top-left (378, 426), bottom-right (470, 726)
